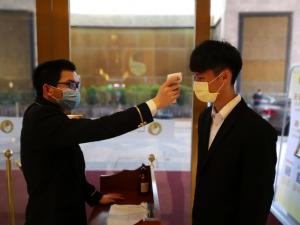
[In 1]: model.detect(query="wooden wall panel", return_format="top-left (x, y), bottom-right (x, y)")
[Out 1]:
top-left (190, 0), bottom-right (211, 223)
top-left (70, 28), bottom-right (194, 86)
top-left (36, 0), bottom-right (69, 63)
top-left (0, 10), bottom-right (33, 90)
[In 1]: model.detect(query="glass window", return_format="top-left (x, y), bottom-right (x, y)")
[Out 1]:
top-left (70, 1), bottom-right (194, 224)
top-left (0, 4), bottom-right (36, 166)
top-left (0, 1), bottom-right (36, 224)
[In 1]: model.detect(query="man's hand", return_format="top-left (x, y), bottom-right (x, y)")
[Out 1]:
top-left (153, 76), bottom-right (180, 109)
top-left (99, 193), bottom-right (125, 205)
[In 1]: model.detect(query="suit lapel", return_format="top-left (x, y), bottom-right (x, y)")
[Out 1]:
top-left (197, 108), bottom-right (212, 172)
top-left (199, 99), bottom-right (248, 171)
top-left (200, 108), bottom-right (212, 152)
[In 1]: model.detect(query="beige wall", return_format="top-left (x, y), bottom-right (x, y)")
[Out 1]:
top-left (222, 0), bottom-right (300, 91)
top-left (241, 16), bottom-right (289, 93)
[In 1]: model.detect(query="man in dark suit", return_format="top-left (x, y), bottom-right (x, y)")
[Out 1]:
top-left (190, 40), bottom-right (277, 225)
top-left (21, 59), bottom-right (180, 225)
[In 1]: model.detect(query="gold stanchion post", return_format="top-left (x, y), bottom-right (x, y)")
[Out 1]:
top-left (4, 149), bottom-right (16, 225)
top-left (148, 154), bottom-right (156, 167)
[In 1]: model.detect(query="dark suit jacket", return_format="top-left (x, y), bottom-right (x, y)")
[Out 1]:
top-left (21, 98), bottom-right (153, 225)
top-left (192, 99), bottom-right (277, 225)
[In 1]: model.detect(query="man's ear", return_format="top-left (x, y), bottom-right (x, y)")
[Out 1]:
top-left (222, 69), bottom-right (232, 84)
top-left (42, 84), bottom-right (51, 98)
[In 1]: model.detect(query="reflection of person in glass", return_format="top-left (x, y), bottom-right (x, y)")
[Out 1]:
top-left (20, 59), bottom-right (180, 225)
top-left (252, 88), bottom-right (263, 107)
top-left (190, 40), bottom-right (277, 225)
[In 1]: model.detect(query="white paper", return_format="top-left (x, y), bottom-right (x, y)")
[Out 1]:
top-left (107, 202), bottom-right (148, 225)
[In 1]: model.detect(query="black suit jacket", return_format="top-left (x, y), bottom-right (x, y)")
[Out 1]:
top-left (21, 98), bottom-right (153, 225)
top-left (192, 99), bottom-right (277, 225)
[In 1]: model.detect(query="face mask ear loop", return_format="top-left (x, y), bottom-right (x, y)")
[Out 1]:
top-left (208, 72), bottom-right (224, 85)
top-left (207, 73), bottom-right (224, 94)
top-left (216, 80), bottom-right (225, 93)
top-left (49, 85), bottom-right (63, 101)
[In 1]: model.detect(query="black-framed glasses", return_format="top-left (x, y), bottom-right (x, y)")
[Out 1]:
top-left (57, 81), bottom-right (80, 90)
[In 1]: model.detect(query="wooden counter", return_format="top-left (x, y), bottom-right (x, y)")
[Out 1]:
top-left (88, 165), bottom-right (161, 225)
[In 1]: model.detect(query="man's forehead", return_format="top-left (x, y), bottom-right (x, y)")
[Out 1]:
top-left (60, 70), bottom-right (80, 81)
top-left (194, 70), bottom-right (214, 76)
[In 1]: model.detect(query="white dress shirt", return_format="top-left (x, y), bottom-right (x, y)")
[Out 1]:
top-left (146, 99), bottom-right (157, 116)
top-left (208, 95), bottom-right (241, 149)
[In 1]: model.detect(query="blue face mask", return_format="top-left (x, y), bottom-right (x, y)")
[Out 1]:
top-left (58, 88), bottom-right (80, 110)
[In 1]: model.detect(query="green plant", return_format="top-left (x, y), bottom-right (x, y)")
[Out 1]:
top-left (177, 84), bottom-right (192, 106)
top-left (86, 86), bottom-right (97, 105)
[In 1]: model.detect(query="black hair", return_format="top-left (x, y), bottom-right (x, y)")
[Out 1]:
top-left (189, 40), bottom-right (242, 85)
top-left (32, 59), bottom-right (76, 98)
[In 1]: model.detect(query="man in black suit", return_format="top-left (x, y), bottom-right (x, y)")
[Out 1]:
top-left (190, 40), bottom-right (277, 225)
top-left (21, 59), bottom-right (180, 225)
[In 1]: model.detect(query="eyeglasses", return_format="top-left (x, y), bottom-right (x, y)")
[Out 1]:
top-left (57, 81), bottom-right (80, 90)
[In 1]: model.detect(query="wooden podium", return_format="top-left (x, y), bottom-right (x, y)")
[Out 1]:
top-left (88, 165), bottom-right (161, 225)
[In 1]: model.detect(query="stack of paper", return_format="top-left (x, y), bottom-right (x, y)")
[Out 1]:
top-left (107, 202), bottom-right (148, 225)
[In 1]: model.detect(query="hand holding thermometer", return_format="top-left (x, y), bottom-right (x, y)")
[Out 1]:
top-left (167, 72), bottom-right (182, 82)
top-left (167, 72), bottom-right (182, 103)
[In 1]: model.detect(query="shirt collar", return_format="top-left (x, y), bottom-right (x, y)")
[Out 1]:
top-left (211, 95), bottom-right (241, 120)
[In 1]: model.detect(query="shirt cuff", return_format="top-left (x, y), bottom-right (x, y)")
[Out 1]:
top-left (146, 99), bottom-right (157, 116)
